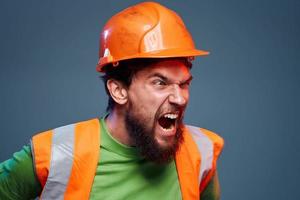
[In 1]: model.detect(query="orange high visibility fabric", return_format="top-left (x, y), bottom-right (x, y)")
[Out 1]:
top-left (32, 119), bottom-right (100, 200)
top-left (31, 130), bottom-right (53, 187)
top-left (64, 119), bottom-right (100, 199)
top-left (32, 119), bottom-right (223, 200)
top-left (175, 127), bottom-right (201, 200)
top-left (199, 128), bottom-right (224, 193)
top-left (175, 127), bottom-right (224, 200)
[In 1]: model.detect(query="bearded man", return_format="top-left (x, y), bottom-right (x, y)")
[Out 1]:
top-left (0, 2), bottom-right (223, 200)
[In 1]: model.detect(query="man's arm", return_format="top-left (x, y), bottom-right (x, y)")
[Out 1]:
top-left (0, 145), bottom-right (42, 199)
top-left (200, 171), bottom-right (221, 200)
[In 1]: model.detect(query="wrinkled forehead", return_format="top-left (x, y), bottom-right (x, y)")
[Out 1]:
top-left (135, 60), bottom-right (192, 81)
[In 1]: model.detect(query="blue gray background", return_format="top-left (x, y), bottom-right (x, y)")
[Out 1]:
top-left (0, 0), bottom-right (299, 199)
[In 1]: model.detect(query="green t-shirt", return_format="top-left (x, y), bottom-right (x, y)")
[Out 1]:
top-left (90, 118), bottom-right (181, 199)
top-left (0, 118), bottom-right (220, 200)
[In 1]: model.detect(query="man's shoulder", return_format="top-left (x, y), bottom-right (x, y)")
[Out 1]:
top-left (34, 118), bottom-right (100, 136)
top-left (183, 124), bottom-right (224, 149)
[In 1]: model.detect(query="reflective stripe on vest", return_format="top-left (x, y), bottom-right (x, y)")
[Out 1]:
top-left (40, 124), bottom-right (75, 200)
top-left (175, 125), bottom-right (224, 200)
top-left (187, 125), bottom-right (224, 193)
top-left (32, 120), bottom-right (222, 200)
top-left (186, 125), bottom-right (213, 185)
top-left (31, 118), bottom-right (100, 200)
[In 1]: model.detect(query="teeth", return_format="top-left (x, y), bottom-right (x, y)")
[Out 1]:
top-left (162, 126), bottom-right (174, 131)
top-left (163, 113), bottom-right (178, 119)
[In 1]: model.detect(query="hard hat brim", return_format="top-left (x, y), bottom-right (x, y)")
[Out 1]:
top-left (97, 48), bottom-right (209, 72)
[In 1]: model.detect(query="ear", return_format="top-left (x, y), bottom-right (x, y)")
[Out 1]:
top-left (106, 79), bottom-right (128, 105)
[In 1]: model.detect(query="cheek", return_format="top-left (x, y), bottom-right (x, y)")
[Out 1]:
top-left (139, 85), bottom-right (168, 105)
top-left (128, 84), bottom-right (171, 115)
top-left (128, 91), bottom-right (156, 116)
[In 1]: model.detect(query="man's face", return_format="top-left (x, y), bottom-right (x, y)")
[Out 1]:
top-left (125, 59), bottom-right (192, 163)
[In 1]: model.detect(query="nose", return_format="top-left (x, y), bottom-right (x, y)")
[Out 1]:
top-left (168, 84), bottom-right (188, 106)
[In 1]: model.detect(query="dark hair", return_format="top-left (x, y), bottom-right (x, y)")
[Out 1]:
top-left (101, 58), bottom-right (193, 112)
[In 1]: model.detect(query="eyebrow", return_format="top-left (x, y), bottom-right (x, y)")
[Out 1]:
top-left (183, 76), bottom-right (193, 85)
top-left (149, 73), bottom-right (193, 85)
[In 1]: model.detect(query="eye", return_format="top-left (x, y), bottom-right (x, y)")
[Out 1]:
top-left (153, 79), bottom-right (166, 86)
top-left (180, 81), bottom-right (191, 89)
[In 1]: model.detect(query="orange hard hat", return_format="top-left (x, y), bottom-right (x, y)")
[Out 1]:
top-left (96, 2), bottom-right (209, 72)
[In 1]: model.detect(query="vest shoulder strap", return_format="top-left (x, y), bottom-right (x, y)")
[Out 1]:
top-left (31, 118), bottom-right (100, 200)
top-left (175, 125), bottom-right (224, 200)
top-left (197, 127), bottom-right (224, 192)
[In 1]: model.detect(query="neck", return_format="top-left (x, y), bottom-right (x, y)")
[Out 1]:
top-left (105, 108), bottom-right (134, 146)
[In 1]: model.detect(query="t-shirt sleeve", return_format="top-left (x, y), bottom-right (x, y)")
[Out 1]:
top-left (0, 144), bottom-right (42, 200)
top-left (200, 171), bottom-right (221, 200)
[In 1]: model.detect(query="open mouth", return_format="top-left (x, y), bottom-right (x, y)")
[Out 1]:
top-left (158, 113), bottom-right (178, 131)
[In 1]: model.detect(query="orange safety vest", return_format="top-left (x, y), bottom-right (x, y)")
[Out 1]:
top-left (31, 118), bottom-right (224, 200)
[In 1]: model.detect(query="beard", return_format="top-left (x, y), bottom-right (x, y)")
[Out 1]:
top-left (125, 105), bottom-right (184, 165)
